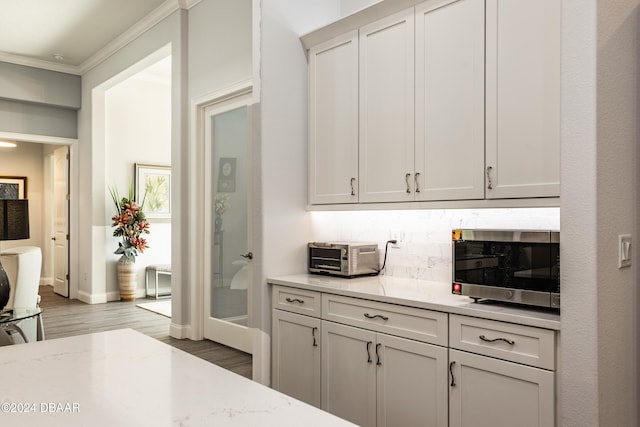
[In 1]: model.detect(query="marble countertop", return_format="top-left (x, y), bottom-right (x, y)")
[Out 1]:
top-left (0, 329), bottom-right (356, 427)
top-left (268, 274), bottom-right (560, 330)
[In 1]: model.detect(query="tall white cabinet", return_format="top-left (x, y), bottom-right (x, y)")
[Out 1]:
top-left (414, 0), bottom-right (485, 201)
top-left (358, 9), bottom-right (415, 203)
top-left (305, 0), bottom-right (561, 205)
top-left (485, 0), bottom-right (561, 199)
top-left (308, 31), bottom-right (359, 204)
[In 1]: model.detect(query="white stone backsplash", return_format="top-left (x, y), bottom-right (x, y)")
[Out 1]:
top-left (310, 207), bottom-right (560, 282)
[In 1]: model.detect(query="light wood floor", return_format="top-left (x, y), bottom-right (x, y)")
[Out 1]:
top-left (38, 285), bottom-right (252, 379)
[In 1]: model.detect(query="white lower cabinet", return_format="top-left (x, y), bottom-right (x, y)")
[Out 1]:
top-left (322, 321), bottom-right (448, 427)
top-left (271, 309), bottom-right (321, 407)
top-left (449, 349), bottom-right (555, 427)
top-left (449, 314), bottom-right (556, 427)
top-left (271, 285), bottom-right (557, 427)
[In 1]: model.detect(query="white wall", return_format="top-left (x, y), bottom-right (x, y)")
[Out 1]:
top-left (561, 0), bottom-right (639, 426)
top-left (256, 0), bottom-right (343, 384)
top-left (103, 57), bottom-right (172, 300)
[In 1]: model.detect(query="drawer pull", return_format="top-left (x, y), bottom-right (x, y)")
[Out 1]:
top-left (449, 361), bottom-right (456, 387)
top-left (375, 343), bottom-right (382, 366)
top-left (366, 341), bottom-right (373, 364)
top-left (479, 335), bottom-right (515, 346)
top-left (363, 313), bottom-right (389, 321)
top-left (312, 327), bottom-right (318, 347)
top-left (285, 298), bottom-right (305, 304)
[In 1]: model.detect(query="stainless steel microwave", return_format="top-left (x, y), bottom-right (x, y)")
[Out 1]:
top-left (452, 229), bottom-right (560, 308)
top-left (308, 242), bottom-right (379, 278)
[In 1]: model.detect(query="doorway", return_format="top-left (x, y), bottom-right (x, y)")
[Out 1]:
top-left (51, 146), bottom-right (69, 297)
top-left (202, 87), bottom-right (254, 354)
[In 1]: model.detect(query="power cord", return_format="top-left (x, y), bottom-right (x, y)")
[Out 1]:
top-left (377, 240), bottom-right (397, 275)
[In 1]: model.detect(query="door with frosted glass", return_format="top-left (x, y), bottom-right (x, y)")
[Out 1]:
top-left (203, 94), bottom-right (253, 354)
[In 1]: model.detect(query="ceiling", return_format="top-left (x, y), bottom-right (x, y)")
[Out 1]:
top-left (0, 0), bottom-right (175, 74)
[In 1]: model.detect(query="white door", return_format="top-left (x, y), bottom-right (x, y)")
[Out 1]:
top-left (376, 333), bottom-right (448, 427)
top-left (272, 309), bottom-right (321, 407)
top-left (414, 0), bottom-right (485, 201)
top-left (322, 321), bottom-right (377, 427)
top-left (52, 146), bottom-right (69, 297)
top-left (449, 349), bottom-right (555, 427)
top-left (358, 8), bottom-right (415, 203)
top-left (308, 31), bottom-right (359, 204)
top-left (203, 92), bottom-right (253, 354)
top-left (485, 0), bottom-right (561, 198)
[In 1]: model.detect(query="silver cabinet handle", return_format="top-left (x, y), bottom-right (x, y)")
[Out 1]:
top-left (479, 334), bottom-right (515, 345)
top-left (449, 361), bottom-right (456, 387)
top-left (350, 177), bottom-right (356, 196)
top-left (486, 166), bottom-right (493, 190)
top-left (364, 313), bottom-right (389, 321)
top-left (366, 341), bottom-right (373, 364)
top-left (405, 173), bottom-right (411, 193)
top-left (285, 298), bottom-right (304, 304)
top-left (375, 343), bottom-right (382, 366)
top-left (414, 172), bottom-right (421, 193)
top-left (312, 327), bottom-right (318, 347)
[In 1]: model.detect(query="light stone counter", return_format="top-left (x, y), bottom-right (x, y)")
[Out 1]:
top-left (268, 274), bottom-right (560, 330)
top-left (0, 328), bottom-right (355, 427)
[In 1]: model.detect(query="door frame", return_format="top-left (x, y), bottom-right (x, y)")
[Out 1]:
top-left (0, 131), bottom-right (78, 299)
top-left (188, 81), bottom-right (253, 343)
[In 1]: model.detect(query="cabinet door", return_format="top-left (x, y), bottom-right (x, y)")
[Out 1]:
top-left (309, 31), bottom-right (359, 204)
top-left (449, 349), bottom-right (555, 427)
top-left (485, 0), bottom-right (561, 199)
top-left (376, 334), bottom-right (448, 427)
top-left (322, 321), bottom-right (377, 427)
top-left (272, 310), bottom-right (321, 407)
top-left (359, 8), bottom-right (415, 203)
top-left (414, 0), bottom-right (485, 201)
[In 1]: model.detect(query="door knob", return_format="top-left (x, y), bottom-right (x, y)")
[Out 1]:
top-left (240, 252), bottom-right (253, 260)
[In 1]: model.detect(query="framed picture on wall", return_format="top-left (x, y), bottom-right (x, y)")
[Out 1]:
top-left (0, 176), bottom-right (27, 199)
top-left (217, 157), bottom-right (236, 192)
top-left (135, 164), bottom-right (171, 222)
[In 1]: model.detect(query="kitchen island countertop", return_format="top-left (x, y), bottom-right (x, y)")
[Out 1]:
top-left (0, 328), bottom-right (356, 426)
top-left (268, 274), bottom-right (560, 330)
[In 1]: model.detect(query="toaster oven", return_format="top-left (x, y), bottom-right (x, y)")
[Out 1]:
top-left (308, 242), bottom-right (379, 278)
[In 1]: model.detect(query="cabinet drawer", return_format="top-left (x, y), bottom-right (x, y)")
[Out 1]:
top-left (272, 286), bottom-right (322, 317)
top-left (449, 314), bottom-right (555, 370)
top-left (322, 294), bottom-right (447, 346)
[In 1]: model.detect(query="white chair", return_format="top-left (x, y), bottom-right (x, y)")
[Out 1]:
top-left (0, 246), bottom-right (44, 343)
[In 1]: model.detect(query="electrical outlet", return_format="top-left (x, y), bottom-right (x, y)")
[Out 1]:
top-left (619, 234), bottom-right (632, 268)
top-left (389, 231), bottom-right (403, 248)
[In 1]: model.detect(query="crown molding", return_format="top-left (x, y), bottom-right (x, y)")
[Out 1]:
top-left (0, 52), bottom-right (80, 75)
top-left (77, 0), bottom-right (183, 74)
top-left (0, 0), bottom-right (202, 76)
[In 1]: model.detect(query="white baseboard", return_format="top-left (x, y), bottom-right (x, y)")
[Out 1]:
top-left (39, 277), bottom-right (53, 287)
top-left (170, 322), bottom-right (191, 339)
top-left (77, 290), bottom-right (108, 304)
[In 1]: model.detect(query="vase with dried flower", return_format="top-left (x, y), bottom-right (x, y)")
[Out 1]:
top-left (110, 186), bottom-right (150, 301)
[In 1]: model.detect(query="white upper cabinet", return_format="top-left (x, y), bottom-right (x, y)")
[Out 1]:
top-left (358, 9), bottom-right (415, 203)
top-left (485, 0), bottom-right (561, 199)
top-left (414, 0), bottom-right (485, 201)
top-left (308, 31), bottom-right (359, 204)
